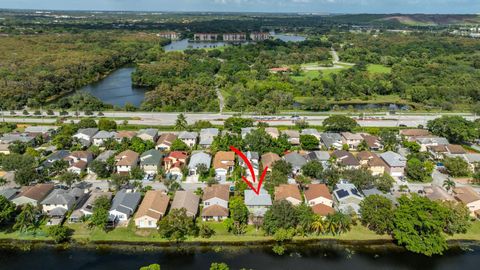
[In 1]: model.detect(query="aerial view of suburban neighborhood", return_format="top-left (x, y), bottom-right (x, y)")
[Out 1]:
top-left (1, 0), bottom-right (480, 269)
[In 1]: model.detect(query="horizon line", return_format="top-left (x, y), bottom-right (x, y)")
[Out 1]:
top-left (0, 8), bottom-right (479, 16)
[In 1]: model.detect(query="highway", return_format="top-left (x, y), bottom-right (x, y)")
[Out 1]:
top-left (0, 110), bottom-right (476, 127)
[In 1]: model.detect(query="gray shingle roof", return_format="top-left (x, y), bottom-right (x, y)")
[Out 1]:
top-left (416, 137), bottom-right (449, 145)
top-left (244, 189), bottom-right (272, 206)
top-left (283, 152), bottom-right (307, 168)
top-left (110, 190), bottom-right (141, 215)
top-left (188, 152), bottom-right (212, 169)
top-left (140, 149), bottom-right (163, 166)
top-left (41, 189), bottom-right (76, 206)
top-left (95, 150), bottom-right (116, 162)
top-left (138, 128), bottom-right (158, 138)
top-left (171, 190), bottom-right (200, 216)
top-left (321, 133), bottom-right (342, 148)
top-left (93, 131), bottom-right (117, 139)
top-left (76, 128), bottom-right (99, 138)
top-left (306, 151), bottom-right (330, 161)
top-left (178, 131), bottom-right (198, 140)
top-left (380, 151), bottom-right (407, 167)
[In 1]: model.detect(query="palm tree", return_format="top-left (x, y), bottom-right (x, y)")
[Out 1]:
top-left (326, 212), bottom-right (352, 235)
top-left (175, 113), bottom-right (188, 131)
top-left (443, 178), bottom-right (456, 193)
top-left (13, 204), bottom-right (40, 233)
top-left (311, 216), bottom-right (325, 235)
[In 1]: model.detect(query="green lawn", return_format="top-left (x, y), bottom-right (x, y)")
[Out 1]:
top-left (367, 64), bottom-right (392, 74)
top-left (2, 221), bottom-right (479, 244)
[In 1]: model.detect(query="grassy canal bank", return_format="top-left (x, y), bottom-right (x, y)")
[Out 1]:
top-left (1, 222), bottom-right (480, 246)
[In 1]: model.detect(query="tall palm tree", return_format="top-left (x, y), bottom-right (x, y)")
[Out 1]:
top-left (311, 216), bottom-right (325, 235)
top-left (443, 178), bottom-right (456, 193)
top-left (13, 204), bottom-right (39, 233)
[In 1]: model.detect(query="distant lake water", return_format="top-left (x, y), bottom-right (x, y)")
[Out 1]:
top-left (272, 33), bottom-right (307, 42)
top-left (81, 67), bottom-right (146, 108)
top-left (163, 34), bottom-right (307, 51)
top-left (81, 34), bottom-right (308, 108)
top-left (0, 243), bottom-right (479, 270)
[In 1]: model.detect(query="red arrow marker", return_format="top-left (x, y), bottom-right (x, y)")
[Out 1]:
top-left (230, 146), bottom-right (268, 195)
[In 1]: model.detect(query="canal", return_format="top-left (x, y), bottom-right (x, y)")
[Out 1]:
top-left (0, 242), bottom-right (478, 270)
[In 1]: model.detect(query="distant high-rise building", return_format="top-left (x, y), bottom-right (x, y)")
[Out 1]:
top-left (194, 33), bottom-right (219, 41)
top-left (250, 32), bottom-right (271, 41)
top-left (157, 31), bottom-right (179, 40)
top-left (222, 33), bottom-right (247, 42)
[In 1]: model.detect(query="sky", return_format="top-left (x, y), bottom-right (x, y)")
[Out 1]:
top-left (0, 0), bottom-right (479, 14)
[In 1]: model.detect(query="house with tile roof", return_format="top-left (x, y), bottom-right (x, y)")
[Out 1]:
top-left (429, 144), bottom-right (467, 160)
top-left (12, 183), bottom-right (54, 207)
top-left (134, 190), bottom-right (169, 228)
top-left (283, 130), bottom-right (300, 145)
top-left (357, 151), bottom-right (387, 176)
top-left (361, 134), bottom-right (383, 151)
top-left (453, 186), bottom-right (480, 217)
top-left (201, 184), bottom-right (230, 221)
top-left (399, 129), bottom-right (431, 141)
top-left (213, 151), bottom-right (235, 182)
top-left (171, 190), bottom-right (200, 218)
top-left (115, 150), bottom-right (139, 175)
top-left (115, 131), bottom-right (137, 142)
top-left (265, 127), bottom-right (280, 139)
top-left (304, 184), bottom-right (334, 209)
top-left (164, 151), bottom-right (188, 178)
top-left (341, 132), bottom-right (363, 150)
top-left (332, 150), bottom-right (360, 170)
top-left (274, 184), bottom-right (302, 206)
top-left (155, 133), bottom-right (177, 151)
top-left (261, 152), bottom-right (281, 172)
top-left (415, 136), bottom-right (449, 152)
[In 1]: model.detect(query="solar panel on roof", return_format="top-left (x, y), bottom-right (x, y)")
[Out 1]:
top-left (336, 189), bottom-right (349, 199)
top-left (351, 188), bottom-right (360, 196)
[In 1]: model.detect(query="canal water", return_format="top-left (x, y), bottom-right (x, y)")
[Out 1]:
top-left (0, 243), bottom-right (478, 270)
top-left (80, 67), bottom-right (147, 108)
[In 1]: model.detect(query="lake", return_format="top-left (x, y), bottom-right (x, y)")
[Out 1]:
top-left (0, 243), bottom-right (479, 270)
top-left (80, 67), bottom-right (147, 108)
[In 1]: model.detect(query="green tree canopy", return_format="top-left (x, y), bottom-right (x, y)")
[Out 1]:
top-left (392, 195), bottom-right (449, 256)
top-left (427, 116), bottom-right (478, 143)
top-left (444, 156), bottom-right (470, 177)
top-left (98, 118), bottom-right (117, 131)
top-left (263, 200), bottom-right (299, 235)
top-left (323, 115), bottom-right (359, 132)
top-left (359, 195), bottom-right (395, 234)
top-left (158, 208), bottom-right (198, 241)
top-left (300, 135), bottom-right (320, 150)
